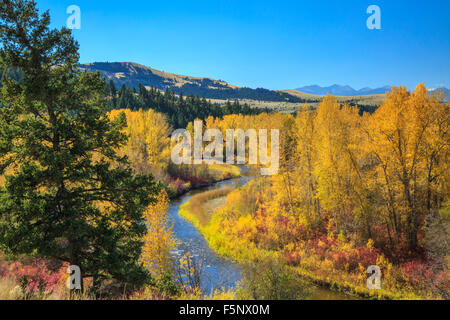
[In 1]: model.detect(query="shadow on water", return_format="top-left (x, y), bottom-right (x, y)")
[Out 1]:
top-left (168, 168), bottom-right (360, 299)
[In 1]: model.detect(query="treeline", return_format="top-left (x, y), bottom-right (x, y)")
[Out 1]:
top-left (164, 83), bottom-right (309, 103)
top-left (105, 81), bottom-right (269, 128)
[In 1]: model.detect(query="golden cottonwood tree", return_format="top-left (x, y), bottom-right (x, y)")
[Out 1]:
top-left (365, 84), bottom-right (449, 250)
top-left (108, 109), bottom-right (172, 174)
top-left (141, 190), bottom-right (178, 277)
top-left (294, 104), bottom-right (320, 226)
top-left (313, 96), bottom-right (366, 235)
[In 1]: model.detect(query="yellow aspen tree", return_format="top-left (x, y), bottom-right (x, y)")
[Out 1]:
top-left (366, 84), bottom-right (449, 250)
top-left (141, 190), bottom-right (178, 277)
top-left (108, 109), bottom-right (171, 174)
top-left (295, 104), bottom-right (320, 226)
top-left (314, 96), bottom-right (364, 235)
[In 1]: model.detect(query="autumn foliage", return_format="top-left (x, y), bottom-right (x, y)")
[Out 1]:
top-left (140, 190), bottom-right (177, 278)
top-left (200, 85), bottom-right (449, 299)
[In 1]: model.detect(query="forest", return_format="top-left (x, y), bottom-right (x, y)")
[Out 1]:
top-left (0, 0), bottom-right (448, 301)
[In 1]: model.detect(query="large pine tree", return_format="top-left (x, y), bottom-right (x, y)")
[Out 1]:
top-left (0, 0), bottom-right (161, 293)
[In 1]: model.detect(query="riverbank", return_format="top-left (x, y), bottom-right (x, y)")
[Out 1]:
top-left (178, 189), bottom-right (232, 229)
top-left (179, 185), bottom-right (428, 300)
top-left (168, 164), bottom-right (241, 199)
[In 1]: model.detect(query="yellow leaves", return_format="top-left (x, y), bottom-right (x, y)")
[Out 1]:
top-left (365, 84), bottom-right (449, 247)
top-left (195, 86), bottom-right (448, 298)
top-left (108, 109), bottom-right (172, 173)
top-left (369, 84), bottom-right (439, 170)
top-left (208, 287), bottom-right (236, 300)
top-left (140, 190), bottom-right (178, 277)
top-left (376, 254), bottom-right (393, 280)
top-left (313, 95), bottom-right (364, 223)
top-left (235, 215), bottom-right (258, 239)
top-left (178, 252), bottom-right (196, 279)
top-left (366, 238), bottom-right (375, 249)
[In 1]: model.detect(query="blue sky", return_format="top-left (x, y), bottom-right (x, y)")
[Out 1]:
top-left (35, 0), bottom-right (450, 90)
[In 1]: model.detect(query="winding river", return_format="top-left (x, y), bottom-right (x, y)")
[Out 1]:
top-left (168, 172), bottom-right (356, 300)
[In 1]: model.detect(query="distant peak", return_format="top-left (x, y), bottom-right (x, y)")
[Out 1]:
top-left (295, 84), bottom-right (392, 96)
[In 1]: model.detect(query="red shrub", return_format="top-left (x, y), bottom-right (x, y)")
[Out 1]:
top-left (356, 246), bottom-right (380, 268)
top-left (284, 250), bottom-right (302, 266)
top-left (293, 225), bottom-right (308, 241)
top-left (0, 258), bottom-right (62, 295)
top-left (186, 175), bottom-right (207, 187)
top-left (333, 251), bottom-right (349, 270)
top-left (401, 260), bottom-right (435, 287)
top-left (431, 270), bottom-right (450, 298)
top-left (169, 178), bottom-right (190, 195)
top-left (330, 245), bottom-right (379, 272)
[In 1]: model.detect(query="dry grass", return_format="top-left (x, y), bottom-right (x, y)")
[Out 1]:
top-left (0, 277), bottom-right (20, 300)
top-left (207, 91), bottom-right (387, 114)
top-left (207, 164), bottom-right (241, 180)
top-left (181, 189), bottom-right (232, 227)
top-left (0, 276), bottom-right (68, 300)
top-left (281, 89), bottom-right (387, 105)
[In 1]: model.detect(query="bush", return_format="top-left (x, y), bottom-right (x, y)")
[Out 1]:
top-left (237, 258), bottom-right (310, 300)
top-left (0, 258), bottom-right (62, 299)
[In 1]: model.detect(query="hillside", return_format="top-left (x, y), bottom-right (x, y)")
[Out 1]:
top-left (79, 62), bottom-right (307, 103)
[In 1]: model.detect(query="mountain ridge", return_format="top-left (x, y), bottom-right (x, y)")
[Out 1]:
top-left (79, 62), bottom-right (306, 103)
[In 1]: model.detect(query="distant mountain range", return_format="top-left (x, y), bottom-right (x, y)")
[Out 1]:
top-left (295, 85), bottom-right (392, 96)
top-left (431, 87), bottom-right (450, 97)
top-left (296, 84), bottom-right (450, 97)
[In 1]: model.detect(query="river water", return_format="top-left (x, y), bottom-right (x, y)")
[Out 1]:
top-left (169, 177), bottom-right (244, 295)
top-left (168, 173), bottom-right (356, 300)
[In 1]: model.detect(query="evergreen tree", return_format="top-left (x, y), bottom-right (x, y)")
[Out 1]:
top-left (0, 0), bottom-right (161, 293)
top-left (109, 79), bottom-right (117, 108)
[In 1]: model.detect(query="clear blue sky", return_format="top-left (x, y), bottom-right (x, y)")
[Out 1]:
top-left (35, 0), bottom-right (450, 90)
